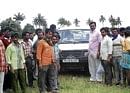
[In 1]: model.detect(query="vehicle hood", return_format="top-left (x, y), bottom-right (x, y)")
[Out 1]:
top-left (58, 43), bottom-right (89, 50)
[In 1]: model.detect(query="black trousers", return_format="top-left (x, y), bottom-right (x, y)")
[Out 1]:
top-left (25, 56), bottom-right (34, 87)
top-left (101, 60), bottom-right (113, 85)
top-left (3, 69), bottom-right (12, 90)
top-left (121, 68), bottom-right (130, 86)
top-left (38, 64), bottom-right (57, 93)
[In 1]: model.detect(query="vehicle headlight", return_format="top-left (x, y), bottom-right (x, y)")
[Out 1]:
top-left (84, 52), bottom-right (88, 56)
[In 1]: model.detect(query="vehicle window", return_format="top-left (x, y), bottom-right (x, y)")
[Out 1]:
top-left (59, 29), bottom-right (90, 43)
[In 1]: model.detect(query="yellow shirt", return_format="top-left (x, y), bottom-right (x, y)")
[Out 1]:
top-left (122, 37), bottom-right (130, 51)
top-left (6, 42), bottom-right (25, 70)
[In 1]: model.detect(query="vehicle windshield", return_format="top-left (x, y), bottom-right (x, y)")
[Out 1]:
top-left (59, 29), bottom-right (90, 44)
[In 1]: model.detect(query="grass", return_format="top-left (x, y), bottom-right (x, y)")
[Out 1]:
top-left (59, 74), bottom-right (130, 93)
top-left (5, 73), bottom-right (130, 93)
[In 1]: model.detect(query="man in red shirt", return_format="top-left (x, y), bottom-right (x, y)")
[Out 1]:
top-left (0, 39), bottom-right (8, 93)
top-left (1, 30), bottom-right (12, 91)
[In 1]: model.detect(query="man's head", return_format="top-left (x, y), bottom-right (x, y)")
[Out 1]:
top-left (45, 28), bottom-right (53, 39)
top-left (119, 27), bottom-right (125, 37)
top-left (89, 22), bottom-right (96, 31)
top-left (4, 30), bottom-right (11, 38)
top-left (38, 31), bottom-right (44, 40)
top-left (35, 28), bottom-right (42, 35)
top-left (11, 33), bottom-right (19, 43)
top-left (22, 31), bottom-right (30, 41)
top-left (0, 32), bottom-right (4, 40)
top-left (29, 32), bottom-right (34, 40)
top-left (52, 35), bottom-right (58, 45)
top-left (53, 31), bottom-right (60, 40)
top-left (52, 32), bottom-right (60, 44)
top-left (50, 24), bottom-right (56, 32)
top-left (111, 28), bottom-right (118, 36)
top-left (103, 27), bottom-right (112, 37)
top-left (125, 26), bottom-right (130, 38)
top-left (100, 27), bottom-right (107, 37)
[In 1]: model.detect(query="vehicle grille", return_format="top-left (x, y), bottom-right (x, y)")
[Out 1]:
top-left (60, 50), bottom-right (88, 58)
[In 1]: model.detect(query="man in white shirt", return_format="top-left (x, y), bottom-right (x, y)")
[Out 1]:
top-left (99, 27), bottom-right (113, 85)
top-left (32, 29), bottom-right (43, 46)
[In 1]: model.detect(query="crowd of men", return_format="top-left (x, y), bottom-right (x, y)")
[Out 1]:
top-left (0, 24), bottom-right (60, 93)
top-left (88, 22), bottom-right (130, 87)
top-left (0, 22), bottom-right (130, 93)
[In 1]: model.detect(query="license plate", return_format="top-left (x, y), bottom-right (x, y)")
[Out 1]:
top-left (62, 59), bottom-right (79, 63)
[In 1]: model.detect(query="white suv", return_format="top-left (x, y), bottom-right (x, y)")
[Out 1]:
top-left (58, 27), bottom-right (90, 71)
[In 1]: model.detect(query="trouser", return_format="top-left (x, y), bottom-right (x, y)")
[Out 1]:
top-left (112, 57), bottom-right (121, 83)
top-left (120, 68), bottom-right (130, 86)
top-left (33, 53), bottom-right (38, 79)
top-left (52, 60), bottom-right (60, 90)
top-left (25, 56), bottom-right (34, 86)
top-left (33, 60), bottom-right (38, 79)
top-left (10, 69), bottom-right (26, 93)
top-left (101, 60), bottom-right (112, 84)
top-left (88, 53), bottom-right (100, 81)
top-left (3, 69), bottom-right (12, 90)
top-left (0, 72), bottom-right (4, 93)
top-left (38, 64), bottom-right (57, 93)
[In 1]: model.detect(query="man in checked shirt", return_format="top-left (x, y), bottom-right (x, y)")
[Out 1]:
top-left (0, 38), bottom-right (8, 93)
top-left (21, 31), bottom-right (34, 88)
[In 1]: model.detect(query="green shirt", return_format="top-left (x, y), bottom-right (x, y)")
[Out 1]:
top-left (6, 42), bottom-right (25, 70)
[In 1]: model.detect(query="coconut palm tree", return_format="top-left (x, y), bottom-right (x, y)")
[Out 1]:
top-left (33, 13), bottom-right (47, 29)
top-left (109, 15), bottom-right (116, 27)
top-left (57, 17), bottom-right (72, 27)
top-left (86, 18), bottom-right (93, 25)
top-left (33, 17), bottom-right (38, 28)
top-left (99, 15), bottom-right (106, 27)
top-left (13, 12), bottom-right (25, 24)
top-left (116, 17), bottom-right (122, 28)
top-left (73, 18), bottom-right (80, 27)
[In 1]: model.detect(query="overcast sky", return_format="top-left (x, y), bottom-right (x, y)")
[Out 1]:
top-left (0, 0), bottom-right (129, 29)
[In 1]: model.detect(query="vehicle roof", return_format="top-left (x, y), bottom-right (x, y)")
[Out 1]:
top-left (58, 26), bottom-right (90, 31)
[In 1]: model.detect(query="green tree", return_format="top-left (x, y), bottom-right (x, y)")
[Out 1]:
top-left (65, 20), bottom-right (71, 27)
top-left (0, 17), bottom-right (22, 32)
top-left (99, 15), bottom-right (106, 27)
top-left (33, 13), bottom-right (47, 29)
top-left (13, 12), bottom-right (25, 24)
top-left (73, 18), bottom-right (80, 27)
top-left (57, 17), bottom-right (71, 27)
top-left (23, 23), bottom-right (35, 33)
top-left (86, 18), bottom-right (93, 25)
top-left (57, 17), bottom-right (66, 27)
